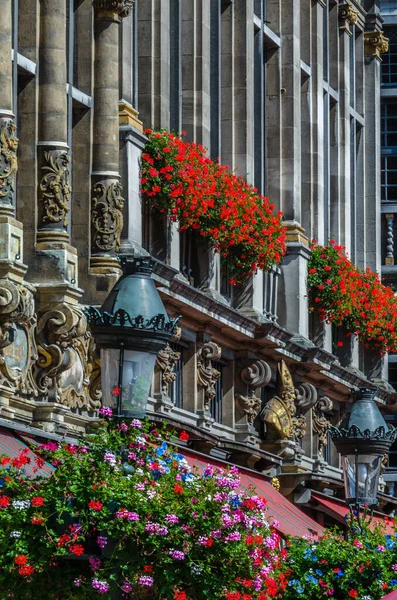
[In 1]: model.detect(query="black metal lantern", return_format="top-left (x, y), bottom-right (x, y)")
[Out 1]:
top-left (329, 388), bottom-right (397, 508)
top-left (86, 257), bottom-right (180, 418)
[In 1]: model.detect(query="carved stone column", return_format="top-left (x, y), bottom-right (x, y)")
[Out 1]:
top-left (385, 214), bottom-right (395, 265)
top-left (36, 0), bottom-right (78, 285)
top-left (90, 0), bottom-right (133, 274)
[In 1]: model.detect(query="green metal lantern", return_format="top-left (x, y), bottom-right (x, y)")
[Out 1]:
top-left (330, 388), bottom-right (397, 507)
top-left (86, 257), bottom-right (180, 418)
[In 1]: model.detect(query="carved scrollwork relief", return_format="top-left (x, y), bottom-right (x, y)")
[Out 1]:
top-left (156, 327), bottom-right (182, 396)
top-left (364, 31), bottom-right (389, 59)
top-left (313, 396), bottom-right (333, 457)
top-left (35, 304), bottom-right (99, 410)
top-left (236, 359), bottom-right (271, 425)
top-left (39, 150), bottom-right (71, 228)
top-left (0, 118), bottom-right (18, 205)
top-left (197, 341), bottom-right (221, 412)
top-left (338, 4), bottom-right (359, 34)
top-left (91, 179), bottom-right (124, 253)
top-left (293, 382), bottom-right (318, 441)
top-left (0, 279), bottom-right (37, 394)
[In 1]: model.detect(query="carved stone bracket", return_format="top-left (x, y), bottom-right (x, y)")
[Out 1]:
top-left (92, 0), bottom-right (134, 22)
top-left (364, 31), bottom-right (389, 60)
top-left (339, 4), bottom-right (359, 35)
top-left (236, 359), bottom-right (271, 425)
top-left (35, 304), bottom-right (100, 410)
top-left (0, 279), bottom-right (37, 395)
top-left (156, 327), bottom-right (182, 396)
top-left (39, 150), bottom-right (71, 230)
top-left (0, 117), bottom-right (18, 209)
top-left (313, 395), bottom-right (333, 457)
top-left (91, 178), bottom-right (125, 254)
top-left (197, 341), bottom-right (221, 412)
top-left (293, 382), bottom-right (318, 441)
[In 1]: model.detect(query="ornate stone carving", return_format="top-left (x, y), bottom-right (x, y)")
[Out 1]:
top-left (156, 327), bottom-right (182, 396)
top-left (39, 150), bottom-right (71, 228)
top-left (271, 477), bottom-right (280, 491)
top-left (87, 343), bottom-right (102, 409)
top-left (35, 304), bottom-right (99, 410)
top-left (260, 360), bottom-right (296, 441)
top-left (0, 118), bottom-right (18, 205)
top-left (294, 382), bottom-right (318, 440)
top-left (91, 179), bottom-right (124, 253)
top-left (386, 214), bottom-right (395, 265)
top-left (339, 4), bottom-right (359, 34)
top-left (197, 341), bottom-right (221, 412)
top-left (92, 0), bottom-right (134, 21)
top-left (0, 279), bottom-right (37, 394)
top-left (236, 359), bottom-right (271, 425)
top-left (313, 396), bottom-right (333, 457)
top-left (364, 31), bottom-right (389, 60)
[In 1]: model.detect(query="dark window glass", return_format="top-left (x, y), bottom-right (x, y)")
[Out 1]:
top-left (169, 343), bottom-right (184, 409)
top-left (211, 362), bottom-right (223, 423)
top-left (382, 32), bottom-right (397, 85)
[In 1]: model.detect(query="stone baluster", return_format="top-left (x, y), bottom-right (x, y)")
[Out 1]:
top-left (90, 0), bottom-right (133, 274)
top-left (385, 213), bottom-right (394, 265)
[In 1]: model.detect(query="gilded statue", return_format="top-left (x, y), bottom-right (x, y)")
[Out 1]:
top-left (260, 360), bottom-right (296, 441)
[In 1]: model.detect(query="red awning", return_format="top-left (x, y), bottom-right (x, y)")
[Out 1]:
top-left (0, 427), bottom-right (54, 479)
top-left (311, 492), bottom-right (394, 534)
top-left (381, 591), bottom-right (397, 600)
top-left (183, 449), bottom-right (324, 538)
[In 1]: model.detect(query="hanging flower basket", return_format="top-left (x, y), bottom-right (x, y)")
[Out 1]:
top-left (308, 240), bottom-right (397, 353)
top-left (140, 130), bottom-right (286, 284)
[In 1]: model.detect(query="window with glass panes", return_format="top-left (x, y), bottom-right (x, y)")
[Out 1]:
top-left (382, 32), bottom-right (397, 86)
top-left (381, 104), bottom-right (397, 202)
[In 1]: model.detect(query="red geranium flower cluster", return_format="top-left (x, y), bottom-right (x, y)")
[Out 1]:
top-left (141, 130), bottom-right (286, 284)
top-left (308, 240), bottom-right (397, 353)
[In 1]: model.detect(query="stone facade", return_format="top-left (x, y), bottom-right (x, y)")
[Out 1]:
top-left (0, 0), bottom-right (394, 510)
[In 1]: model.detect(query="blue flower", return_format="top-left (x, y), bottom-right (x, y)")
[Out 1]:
top-left (334, 570), bottom-right (345, 579)
top-left (303, 549), bottom-right (312, 558)
top-left (305, 575), bottom-right (318, 584)
top-left (387, 539), bottom-right (395, 549)
top-left (315, 569), bottom-right (323, 576)
top-left (390, 580), bottom-right (397, 586)
top-left (297, 586), bottom-right (305, 594)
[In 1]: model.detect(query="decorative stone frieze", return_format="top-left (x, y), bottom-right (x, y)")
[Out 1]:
top-left (313, 395), bottom-right (333, 457)
top-left (197, 341), bottom-right (221, 412)
top-left (339, 4), bottom-right (359, 35)
top-left (91, 179), bottom-right (125, 254)
top-left (92, 0), bottom-right (134, 21)
top-left (364, 31), bottom-right (389, 60)
top-left (0, 279), bottom-right (37, 395)
top-left (0, 117), bottom-right (18, 209)
top-left (35, 304), bottom-right (98, 410)
top-left (235, 359), bottom-right (271, 425)
top-left (39, 150), bottom-right (71, 229)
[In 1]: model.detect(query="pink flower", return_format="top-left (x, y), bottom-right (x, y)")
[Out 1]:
top-left (138, 575), bottom-right (154, 587)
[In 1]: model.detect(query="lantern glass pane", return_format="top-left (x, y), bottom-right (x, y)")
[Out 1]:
top-left (121, 350), bottom-right (156, 417)
top-left (100, 349), bottom-right (156, 417)
top-left (342, 453), bottom-right (382, 504)
top-left (101, 348), bottom-right (120, 412)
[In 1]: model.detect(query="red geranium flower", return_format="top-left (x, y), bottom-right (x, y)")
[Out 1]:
top-left (14, 555), bottom-right (28, 565)
top-left (88, 500), bottom-right (103, 511)
top-left (179, 431), bottom-right (189, 441)
top-left (31, 496), bottom-right (44, 507)
top-left (69, 544), bottom-right (85, 556)
top-left (0, 495), bottom-right (10, 508)
top-left (174, 484), bottom-right (183, 494)
top-left (18, 565), bottom-right (35, 577)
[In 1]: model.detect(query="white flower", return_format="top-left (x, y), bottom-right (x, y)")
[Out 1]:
top-left (10, 531), bottom-right (21, 538)
top-left (11, 500), bottom-right (30, 510)
top-left (146, 490), bottom-right (156, 499)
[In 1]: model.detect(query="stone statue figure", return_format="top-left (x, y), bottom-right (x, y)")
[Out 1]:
top-left (260, 359), bottom-right (296, 441)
